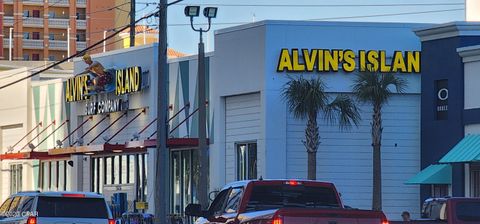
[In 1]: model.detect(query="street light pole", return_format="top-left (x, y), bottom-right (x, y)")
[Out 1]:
top-left (155, 0), bottom-right (169, 223)
top-left (185, 5), bottom-right (217, 210)
top-left (9, 27), bottom-right (13, 61)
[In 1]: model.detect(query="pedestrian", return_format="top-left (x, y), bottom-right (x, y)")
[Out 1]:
top-left (401, 211), bottom-right (411, 222)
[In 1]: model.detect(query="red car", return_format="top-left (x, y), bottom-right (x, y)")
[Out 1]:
top-left (186, 179), bottom-right (389, 224)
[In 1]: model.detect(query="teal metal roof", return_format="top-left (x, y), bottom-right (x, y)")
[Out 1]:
top-left (439, 135), bottom-right (480, 163)
top-left (405, 164), bottom-right (451, 185)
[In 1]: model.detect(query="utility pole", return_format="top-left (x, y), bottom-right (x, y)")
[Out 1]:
top-left (9, 27), bottom-right (13, 61)
top-left (67, 26), bottom-right (71, 62)
top-left (155, 0), bottom-right (169, 223)
top-left (130, 0), bottom-right (136, 47)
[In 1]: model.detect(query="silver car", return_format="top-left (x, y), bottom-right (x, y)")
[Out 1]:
top-left (0, 191), bottom-right (114, 224)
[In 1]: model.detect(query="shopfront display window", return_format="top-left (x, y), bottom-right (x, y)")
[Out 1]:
top-left (10, 164), bottom-right (22, 194)
top-left (171, 149), bottom-right (199, 215)
top-left (236, 142), bottom-right (257, 180)
top-left (91, 153), bottom-right (147, 201)
top-left (470, 164), bottom-right (480, 197)
top-left (40, 160), bottom-right (69, 191)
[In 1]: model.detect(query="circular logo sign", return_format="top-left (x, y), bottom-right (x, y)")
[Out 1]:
top-left (437, 88), bottom-right (448, 101)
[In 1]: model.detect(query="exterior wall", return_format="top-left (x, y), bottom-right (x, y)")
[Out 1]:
top-left (213, 20), bottom-right (424, 220)
top-left (419, 33), bottom-right (480, 201)
top-left (225, 93), bottom-right (261, 183)
top-left (0, 67), bottom-right (31, 203)
top-left (87, 0), bottom-right (115, 54)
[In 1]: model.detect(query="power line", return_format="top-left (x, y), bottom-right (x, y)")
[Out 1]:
top-left (0, 10), bottom-right (160, 90)
top-left (169, 2), bottom-right (464, 7)
top-left (165, 8), bottom-right (464, 27)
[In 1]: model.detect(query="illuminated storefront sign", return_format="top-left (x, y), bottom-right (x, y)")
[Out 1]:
top-left (115, 66), bottom-right (142, 96)
top-left (85, 98), bottom-right (128, 115)
top-left (277, 49), bottom-right (421, 73)
top-left (65, 66), bottom-right (147, 103)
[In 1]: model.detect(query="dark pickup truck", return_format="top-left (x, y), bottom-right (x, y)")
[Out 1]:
top-left (390, 197), bottom-right (480, 224)
top-left (186, 179), bottom-right (389, 224)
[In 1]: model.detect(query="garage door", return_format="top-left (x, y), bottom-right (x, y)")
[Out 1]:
top-left (225, 93), bottom-right (260, 182)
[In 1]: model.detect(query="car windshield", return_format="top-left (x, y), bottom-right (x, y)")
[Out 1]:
top-left (456, 201), bottom-right (480, 221)
top-left (246, 184), bottom-right (340, 211)
top-left (37, 196), bottom-right (109, 218)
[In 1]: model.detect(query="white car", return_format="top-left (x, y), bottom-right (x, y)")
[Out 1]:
top-left (0, 191), bottom-right (114, 224)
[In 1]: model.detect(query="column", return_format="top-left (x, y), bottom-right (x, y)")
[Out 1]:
top-left (43, 2), bottom-right (49, 61)
top-left (13, 0), bottom-right (23, 60)
top-left (69, 0), bottom-right (77, 56)
top-left (0, 0), bottom-right (4, 60)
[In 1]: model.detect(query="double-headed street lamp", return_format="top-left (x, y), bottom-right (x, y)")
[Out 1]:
top-left (184, 5), bottom-right (217, 209)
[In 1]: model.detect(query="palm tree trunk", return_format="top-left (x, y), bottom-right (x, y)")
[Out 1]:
top-left (305, 112), bottom-right (320, 180)
top-left (372, 104), bottom-right (383, 211)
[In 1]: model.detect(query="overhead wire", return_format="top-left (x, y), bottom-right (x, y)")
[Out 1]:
top-left (168, 2), bottom-right (465, 7)
top-left (0, 10), bottom-right (160, 90)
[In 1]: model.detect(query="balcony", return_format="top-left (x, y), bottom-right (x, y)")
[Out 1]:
top-left (49, 18), bottom-right (69, 28)
top-left (77, 20), bottom-right (86, 30)
top-left (23, 39), bottom-right (44, 50)
top-left (22, 0), bottom-right (45, 5)
top-left (49, 40), bottom-right (68, 50)
top-left (77, 41), bottom-right (86, 50)
top-left (4, 16), bottom-right (14, 26)
top-left (3, 39), bottom-right (14, 48)
top-left (23, 17), bottom-right (44, 28)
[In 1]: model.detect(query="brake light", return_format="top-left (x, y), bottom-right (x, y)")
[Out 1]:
top-left (285, 180), bottom-right (302, 186)
top-left (27, 216), bottom-right (37, 224)
top-left (272, 217), bottom-right (282, 224)
top-left (108, 219), bottom-right (115, 224)
top-left (381, 220), bottom-right (389, 224)
top-left (62, 193), bottom-right (85, 198)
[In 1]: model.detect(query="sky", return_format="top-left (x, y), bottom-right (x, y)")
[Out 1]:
top-left (136, 0), bottom-right (466, 55)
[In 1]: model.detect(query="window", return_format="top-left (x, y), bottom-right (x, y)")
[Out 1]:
top-left (208, 189), bottom-right (229, 216)
top-left (48, 55), bottom-right (55, 61)
top-left (32, 10), bottom-right (40, 18)
top-left (236, 142), bottom-right (257, 180)
top-left (470, 165), bottom-right (480, 197)
top-left (23, 54), bottom-right (29, 61)
top-left (456, 202), bottom-right (480, 221)
top-left (37, 197), bottom-right (109, 218)
top-left (48, 12), bottom-right (55, 18)
top-left (32, 32), bottom-right (40, 40)
top-left (224, 188), bottom-right (243, 213)
top-left (0, 197), bottom-right (13, 215)
top-left (49, 33), bottom-right (55, 40)
top-left (10, 164), bottom-right (22, 194)
top-left (23, 10), bottom-right (29, 17)
top-left (432, 184), bottom-right (448, 197)
top-left (23, 32), bottom-right (30, 39)
top-left (32, 54), bottom-right (40, 61)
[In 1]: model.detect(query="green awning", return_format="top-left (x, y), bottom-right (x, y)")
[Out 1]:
top-left (405, 164), bottom-right (451, 185)
top-left (439, 135), bottom-right (480, 163)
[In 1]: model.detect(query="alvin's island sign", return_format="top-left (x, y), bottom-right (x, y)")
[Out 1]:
top-left (277, 49), bottom-right (421, 73)
top-left (65, 54), bottom-right (148, 103)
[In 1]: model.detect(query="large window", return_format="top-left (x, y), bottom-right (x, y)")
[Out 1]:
top-left (91, 153), bottom-right (147, 197)
top-left (40, 160), bottom-right (68, 191)
top-left (10, 164), bottom-right (22, 194)
top-left (171, 150), bottom-right (199, 215)
top-left (236, 142), bottom-right (257, 180)
top-left (470, 164), bottom-right (480, 197)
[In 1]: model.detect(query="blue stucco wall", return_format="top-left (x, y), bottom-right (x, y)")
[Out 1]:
top-left (420, 36), bottom-right (480, 201)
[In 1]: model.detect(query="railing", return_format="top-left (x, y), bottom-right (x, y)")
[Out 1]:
top-left (49, 40), bottom-right (67, 50)
top-left (77, 20), bottom-right (86, 29)
top-left (3, 39), bottom-right (14, 48)
top-left (77, 0), bottom-right (87, 7)
top-left (4, 16), bottom-right (14, 26)
top-left (22, 0), bottom-right (45, 4)
top-left (23, 39), bottom-right (44, 49)
top-left (49, 18), bottom-right (69, 28)
top-left (23, 17), bottom-right (44, 27)
top-left (77, 41), bottom-right (86, 50)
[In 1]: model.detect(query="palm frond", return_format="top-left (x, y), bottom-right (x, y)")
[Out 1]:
top-left (324, 94), bottom-right (361, 130)
top-left (281, 76), bottom-right (328, 119)
top-left (352, 69), bottom-right (408, 105)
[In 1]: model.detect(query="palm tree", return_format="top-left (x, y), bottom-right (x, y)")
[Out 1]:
top-left (282, 77), bottom-right (361, 180)
top-left (352, 69), bottom-right (407, 211)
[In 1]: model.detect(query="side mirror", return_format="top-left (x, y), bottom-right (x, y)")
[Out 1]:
top-left (185, 203), bottom-right (206, 217)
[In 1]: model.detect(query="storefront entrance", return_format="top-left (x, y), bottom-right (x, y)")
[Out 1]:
top-left (171, 149), bottom-right (199, 215)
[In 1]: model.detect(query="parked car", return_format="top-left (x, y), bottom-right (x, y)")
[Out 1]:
top-left (390, 197), bottom-right (480, 224)
top-left (185, 179), bottom-right (389, 224)
top-left (0, 191), bottom-right (114, 224)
